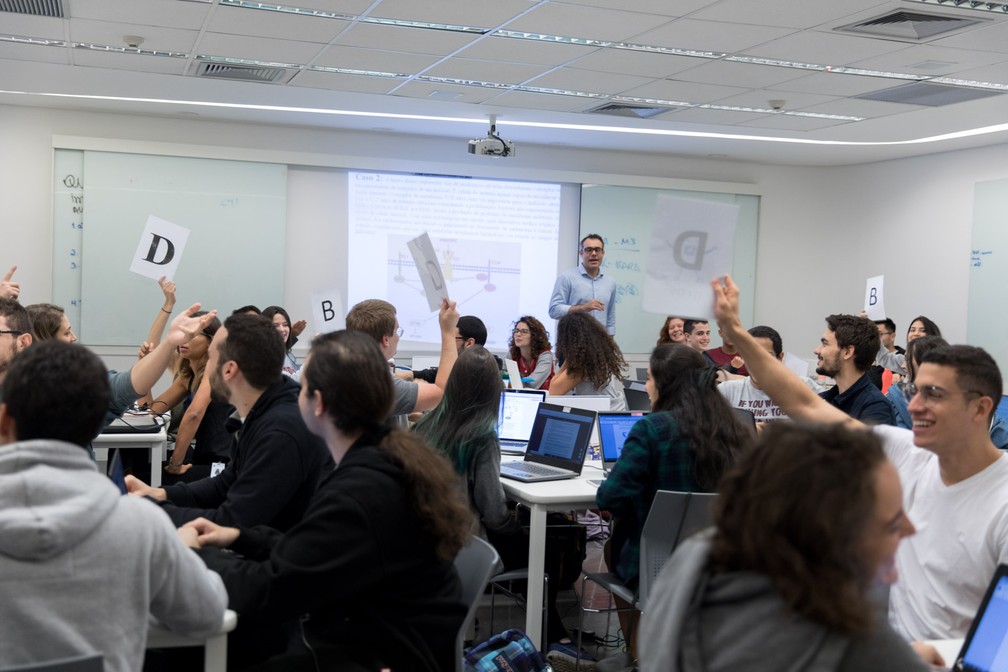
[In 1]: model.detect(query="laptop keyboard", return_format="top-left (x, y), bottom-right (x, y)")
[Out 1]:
top-left (501, 461), bottom-right (569, 477)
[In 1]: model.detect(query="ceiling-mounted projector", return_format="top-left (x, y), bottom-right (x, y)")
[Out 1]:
top-left (468, 115), bottom-right (514, 157)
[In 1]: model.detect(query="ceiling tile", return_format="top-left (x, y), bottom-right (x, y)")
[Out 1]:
top-left (1, 13), bottom-right (65, 40)
top-left (931, 20), bottom-right (1008, 55)
top-left (798, 97), bottom-right (920, 119)
top-left (846, 43), bottom-right (1002, 76)
top-left (630, 18), bottom-right (796, 54)
top-left (689, 0), bottom-right (890, 30)
top-left (68, 20), bottom-right (199, 52)
top-left (712, 89), bottom-right (840, 111)
top-left (313, 45), bottom-right (439, 74)
top-left (673, 60), bottom-right (809, 89)
top-left (424, 58), bottom-right (551, 85)
top-left (742, 29), bottom-right (907, 66)
top-left (392, 80), bottom-right (503, 104)
top-left (66, 0), bottom-right (211, 29)
top-left (292, 0), bottom-right (376, 13)
top-left (206, 5), bottom-right (350, 43)
top-left (767, 71), bottom-right (913, 97)
top-left (368, 0), bottom-right (535, 27)
top-left (527, 67), bottom-right (654, 95)
top-left (489, 90), bottom-right (600, 112)
top-left (70, 50), bottom-right (188, 75)
top-left (619, 79), bottom-right (749, 104)
top-left (507, 4), bottom-right (675, 42)
top-left (941, 61), bottom-right (1008, 85)
top-left (195, 32), bottom-right (327, 63)
top-left (566, 48), bottom-right (700, 79)
top-left (456, 35), bottom-right (596, 67)
top-left (289, 70), bottom-right (402, 94)
top-left (338, 23), bottom-right (477, 56)
top-left (665, 107), bottom-right (766, 125)
top-left (736, 114), bottom-right (849, 131)
top-left (0, 45), bottom-right (68, 65)
top-left (552, 0), bottom-right (713, 16)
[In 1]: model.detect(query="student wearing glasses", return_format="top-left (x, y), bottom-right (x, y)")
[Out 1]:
top-left (508, 315), bottom-right (554, 390)
top-left (549, 233), bottom-right (617, 335)
top-left (0, 297), bottom-right (32, 385)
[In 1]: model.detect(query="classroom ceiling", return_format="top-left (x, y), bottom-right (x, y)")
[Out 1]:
top-left (3, 0), bottom-right (1008, 166)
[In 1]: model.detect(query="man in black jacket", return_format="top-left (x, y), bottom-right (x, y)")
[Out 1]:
top-left (126, 313), bottom-right (331, 531)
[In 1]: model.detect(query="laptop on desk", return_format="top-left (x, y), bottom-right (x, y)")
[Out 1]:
top-left (500, 403), bottom-right (596, 483)
top-left (953, 564), bottom-right (1008, 672)
top-left (497, 389), bottom-right (547, 455)
top-left (597, 411), bottom-right (648, 473)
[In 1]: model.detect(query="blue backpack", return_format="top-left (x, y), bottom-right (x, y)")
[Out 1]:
top-left (464, 629), bottom-right (551, 672)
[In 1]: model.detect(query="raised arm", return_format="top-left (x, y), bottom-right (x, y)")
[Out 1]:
top-left (130, 305), bottom-right (217, 397)
top-left (413, 299), bottom-right (459, 412)
top-left (142, 276), bottom-right (177, 352)
top-left (0, 266), bottom-right (20, 301)
top-left (165, 373), bottom-right (213, 475)
top-left (711, 276), bottom-right (861, 429)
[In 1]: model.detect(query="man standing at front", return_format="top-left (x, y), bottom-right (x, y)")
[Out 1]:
top-left (549, 234), bottom-right (616, 335)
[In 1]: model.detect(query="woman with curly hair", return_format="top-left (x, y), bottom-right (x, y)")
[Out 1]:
top-left (656, 315), bottom-right (686, 346)
top-left (180, 330), bottom-right (473, 672)
top-left (507, 315), bottom-right (555, 390)
top-left (550, 311), bottom-right (628, 410)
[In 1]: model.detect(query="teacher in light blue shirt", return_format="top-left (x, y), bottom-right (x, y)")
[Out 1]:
top-left (549, 233), bottom-right (617, 335)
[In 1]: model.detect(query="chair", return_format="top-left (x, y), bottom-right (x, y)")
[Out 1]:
top-left (454, 536), bottom-right (502, 671)
top-left (575, 491), bottom-right (717, 668)
top-left (0, 654), bottom-right (103, 672)
top-left (487, 568), bottom-right (549, 646)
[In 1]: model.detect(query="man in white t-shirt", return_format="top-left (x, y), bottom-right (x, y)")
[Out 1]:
top-left (712, 275), bottom-right (1008, 642)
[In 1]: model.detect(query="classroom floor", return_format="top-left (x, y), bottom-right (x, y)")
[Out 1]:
top-left (470, 537), bottom-right (633, 670)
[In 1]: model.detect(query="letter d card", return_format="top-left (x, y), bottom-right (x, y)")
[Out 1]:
top-left (129, 215), bottom-right (190, 281)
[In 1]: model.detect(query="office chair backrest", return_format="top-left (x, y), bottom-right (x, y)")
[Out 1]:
top-left (0, 654), bottom-right (103, 672)
top-left (453, 536), bottom-right (501, 670)
top-left (637, 490), bottom-right (717, 610)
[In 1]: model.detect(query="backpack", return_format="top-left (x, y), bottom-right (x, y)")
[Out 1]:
top-left (464, 629), bottom-right (552, 672)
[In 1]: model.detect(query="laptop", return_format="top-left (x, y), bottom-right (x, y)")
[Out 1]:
top-left (622, 379), bottom-right (652, 412)
top-left (500, 403), bottom-right (596, 482)
top-left (597, 411), bottom-right (648, 472)
top-left (953, 564), bottom-right (1008, 672)
top-left (504, 358), bottom-right (525, 389)
top-left (496, 389), bottom-right (547, 455)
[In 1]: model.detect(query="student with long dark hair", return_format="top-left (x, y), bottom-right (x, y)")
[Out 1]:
top-left (262, 305), bottom-right (300, 377)
top-left (550, 311), bottom-right (628, 410)
top-left (181, 330), bottom-right (472, 672)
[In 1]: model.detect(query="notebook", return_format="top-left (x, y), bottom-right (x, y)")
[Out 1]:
top-left (953, 564), bottom-right (1008, 672)
top-left (500, 403), bottom-right (596, 482)
top-left (496, 389), bottom-right (547, 455)
top-left (597, 411), bottom-right (648, 472)
top-left (504, 358), bottom-right (525, 389)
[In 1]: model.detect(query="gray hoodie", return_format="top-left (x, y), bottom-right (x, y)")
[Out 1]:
top-left (639, 535), bottom-right (928, 672)
top-left (0, 439), bottom-right (227, 672)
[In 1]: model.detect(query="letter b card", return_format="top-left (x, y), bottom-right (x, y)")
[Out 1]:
top-left (642, 195), bottom-right (738, 318)
top-left (130, 215), bottom-right (190, 281)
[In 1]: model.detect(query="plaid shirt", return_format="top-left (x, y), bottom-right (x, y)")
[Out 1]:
top-left (595, 411), bottom-right (701, 587)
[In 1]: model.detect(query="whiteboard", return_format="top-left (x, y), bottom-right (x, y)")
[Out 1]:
top-left (968, 178), bottom-right (1008, 380)
top-left (579, 185), bottom-right (759, 354)
top-left (53, 149), bottom-right (287, 345)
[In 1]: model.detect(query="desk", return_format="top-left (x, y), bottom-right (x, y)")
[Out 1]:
top-left (501, 468), bottom-right (602, 649)
top-left (923, 639), bottom-right (962, 670)
top-left (147, 609), bottom-right (237, 672)
top-left (93, 421), bottom-right (168, 487)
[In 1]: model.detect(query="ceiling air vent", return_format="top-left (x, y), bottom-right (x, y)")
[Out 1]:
top-left (0, 0), bottom-right (63, 17)
top-left (585, 102), bottom-right (674, 119)
top-left (855, 81), bottom-right (1002, 106)
top-left (836, 10), bottom-right (984, 41)
top-left (197, 61), bottom-right (287, 83)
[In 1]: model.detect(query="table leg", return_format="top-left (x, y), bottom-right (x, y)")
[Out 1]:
top-left (525, 503), bottom-right (547, 649)
top-left (150, 441), bottom-right (164, 487)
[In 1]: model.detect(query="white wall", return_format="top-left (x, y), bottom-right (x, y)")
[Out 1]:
top-left (3, 102), bottom-right (1008, 376)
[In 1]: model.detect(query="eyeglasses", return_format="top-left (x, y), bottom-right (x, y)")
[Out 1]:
top-left (0, 330), bottom-right (24, 336)
top-left (903, 382), bottom-right (984, 404)
top-left (581, 246), bottom-right (604, 255)
top-left (513, 328), bottom-right (530, 335)
top-left (395, 327), bottom-right (404, 337)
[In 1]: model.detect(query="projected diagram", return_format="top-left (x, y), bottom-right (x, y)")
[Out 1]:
top-left (388, 235), bottom-right (520, 341)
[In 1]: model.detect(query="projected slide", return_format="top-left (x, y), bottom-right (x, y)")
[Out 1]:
top-left (348, 171), bottom-right (561, 350)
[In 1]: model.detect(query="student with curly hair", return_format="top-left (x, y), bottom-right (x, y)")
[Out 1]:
top-left (181, 330), bottom-right (472, 672)
top-left (508, 315), bottom-right (555, 390)
top-left (656, 315), bottom-right (686, 346)
top-left (550, 311), bottom-right (628, 410)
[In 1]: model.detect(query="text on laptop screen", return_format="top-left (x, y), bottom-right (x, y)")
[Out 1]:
top-left (963, 575), bottom-right (1008, 671)
top-left (529, 407), bottom-right (595, 460)
top-left (497, 392), bottom-right (544, 441)
top-left (598, 413), bottom-right (646, 462)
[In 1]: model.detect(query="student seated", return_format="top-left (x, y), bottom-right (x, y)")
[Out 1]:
top-left (640, 423), bottom-right (940, 671)
top-left (507, 314), bottom-right (555, 390)
top-left (180, 330), bottom-right (472, 672)
top-left (549, 311), bottom-right (628, 410)
top-left (0, 341), bottom-right (226, 670)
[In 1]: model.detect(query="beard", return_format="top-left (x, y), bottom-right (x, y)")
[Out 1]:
top-left (815, 357), bottom-right (840, 378)
top-left (209, 367), bottom-right (230, 404)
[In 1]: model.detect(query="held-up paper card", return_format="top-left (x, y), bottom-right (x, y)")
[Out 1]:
top-left (642, 195), bottom-right (739, 318)
top-left (864, 275), bottom-right (886, 321)
top-left (407, 232), bottom-right (449, 312)
top-left (310, 288), bottom-right (344, 335)
top-left (129, 215), bottom-right (189, 281)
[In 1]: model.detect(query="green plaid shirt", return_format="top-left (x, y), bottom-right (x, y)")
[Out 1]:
top-left (595, 411), bottom-right (701, 587)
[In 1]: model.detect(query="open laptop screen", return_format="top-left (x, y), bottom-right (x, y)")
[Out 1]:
top-left (497, 389), bottom-right (546, 442)
top-left (597, 412), bottom-right (647, 463)
top-left (958, 566), bottom-right (1008, 671)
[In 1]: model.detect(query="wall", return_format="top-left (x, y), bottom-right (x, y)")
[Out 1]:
top-left (2, 103), bottom-right (1008, 376)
